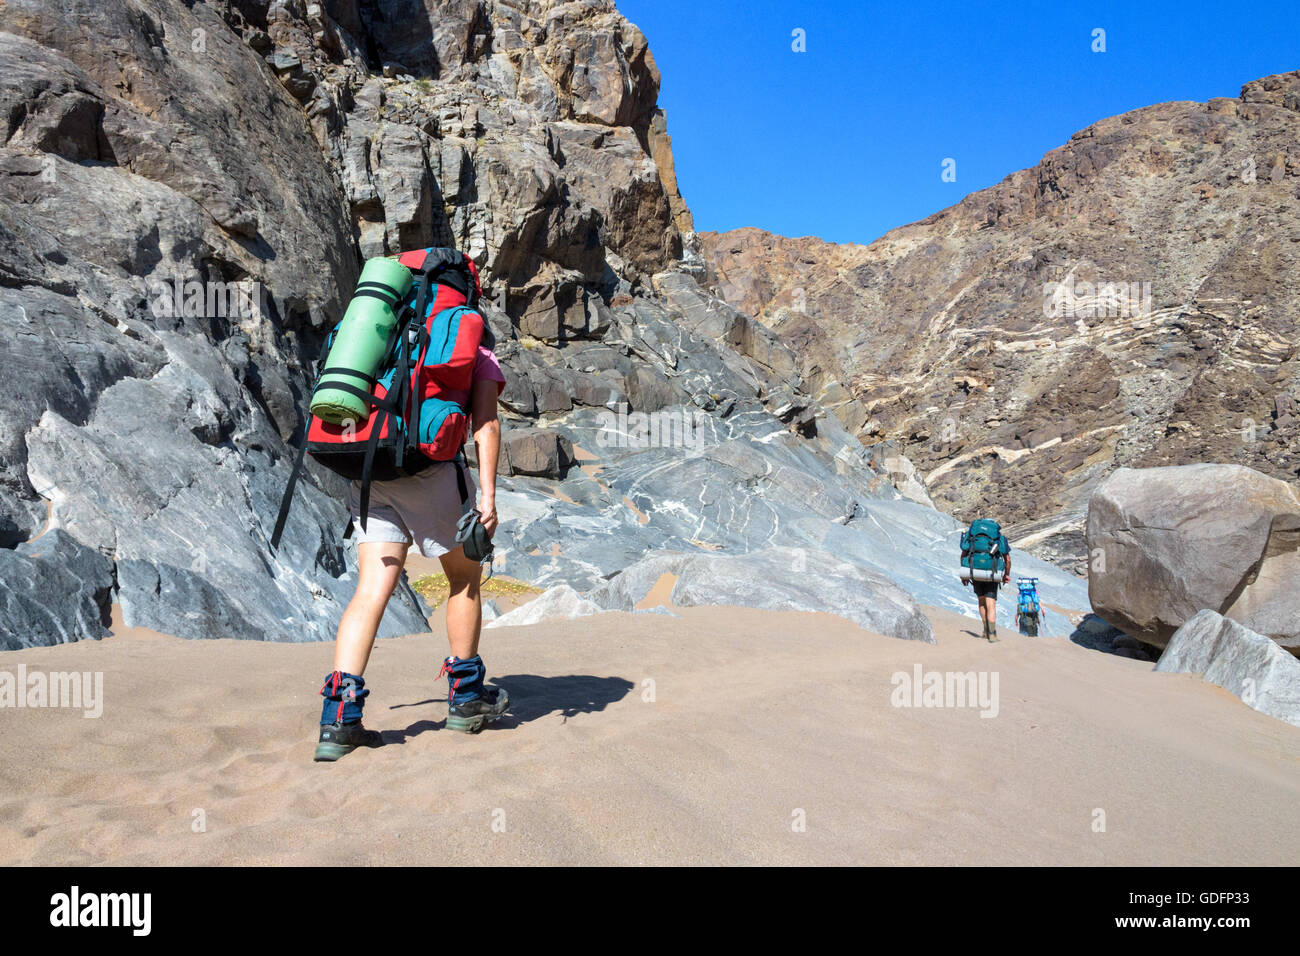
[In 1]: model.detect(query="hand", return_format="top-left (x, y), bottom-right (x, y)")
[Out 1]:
top-left (479, 495), bottom-right (498, 537)
top-left (1002, 574), bottom-right (1010, 585)
top-left (961, 578), bottom-right (970, 587)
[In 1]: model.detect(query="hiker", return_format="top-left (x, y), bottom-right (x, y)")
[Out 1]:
top-left (959, 517), bottom-right (1011, 642)
top-left (1015, 577), bottom-right (1041, 636)
top-left (272, 248), bottom-right (510, 761)
top-left (315, 344), bottom-right (506, 760)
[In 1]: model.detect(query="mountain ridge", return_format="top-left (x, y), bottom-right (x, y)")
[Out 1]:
top-left (700, 70), bottom-right (1300, 570)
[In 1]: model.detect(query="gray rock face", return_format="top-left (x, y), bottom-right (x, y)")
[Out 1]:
top-left (482, 315), bottom-right (1093, 639)
top-left (0, 5), bottom-right (435, 645)
top-left (0, 530), bottom-right (114, 650)
top-left (1067, 613), bottom-right (1158, 660)
top-left (1086, 464), bottom-right (1300, 650)
top-left (588, 547), bottom-right (936, 643)
top-left (0, 0), bottom-right (687, 648)
top-left (1156, 609), bottom-right (1300, 728)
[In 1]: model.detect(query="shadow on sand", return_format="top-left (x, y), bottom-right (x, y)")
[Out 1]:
top-left (383, 674), bottom-right (635, 742)
top-left (1068, 613), bottom-right (1159, 661)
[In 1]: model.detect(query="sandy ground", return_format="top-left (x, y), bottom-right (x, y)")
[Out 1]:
top-left (1, 600), bottom-right (1297, 866)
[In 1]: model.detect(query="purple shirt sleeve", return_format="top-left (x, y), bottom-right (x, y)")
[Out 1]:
top-left (474, 345), bottom-right (506, 395)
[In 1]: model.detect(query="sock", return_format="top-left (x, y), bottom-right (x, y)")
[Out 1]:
top-left (440, 655), bottom-right (486, 705)
top-left (320, 671), bottom-right (369, 725)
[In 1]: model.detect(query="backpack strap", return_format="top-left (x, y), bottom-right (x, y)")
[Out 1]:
top-left (452, 455), bottom-right (493, 584)
top-left (356, 420), bottom-right (382, 533)
top-left (354, 329), bottom-right (404, 533)
top-left (272, 336), bottom-right (334, 551)
top-left (454, 454), bottom-right (472, 516)
top-left (402, 320), bottom-right (430, 471)
top-left (270, 412), bottom-right (311, 551)
top-left (391, 324), bottom-right (413, 472)
top-left (316, 366), bottom-right (376, 386)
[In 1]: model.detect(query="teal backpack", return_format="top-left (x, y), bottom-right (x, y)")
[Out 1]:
top-left (960, 518), bottom-right (1009, 582)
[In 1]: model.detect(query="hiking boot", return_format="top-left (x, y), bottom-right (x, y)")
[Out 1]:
top-left (314, 720), bottom-right (383, 761)
top-left (315, 670), bottom-right (381, 760)
top-left (446, 685), bottom-right (510, 733)
top-left (439, 654), bottom-right (509, 733)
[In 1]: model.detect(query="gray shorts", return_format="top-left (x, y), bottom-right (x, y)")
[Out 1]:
top-left (347, 461), bottom-right (474, 557)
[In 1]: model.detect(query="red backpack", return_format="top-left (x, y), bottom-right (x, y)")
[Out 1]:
top-left (272, 248), bottom-right (488, 548)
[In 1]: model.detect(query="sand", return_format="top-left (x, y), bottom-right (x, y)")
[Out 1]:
top-left (1, 600), bottom-right (1297, 866)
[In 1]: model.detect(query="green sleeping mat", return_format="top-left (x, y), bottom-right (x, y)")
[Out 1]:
top-left (310, 257), bottom-right (413, 425)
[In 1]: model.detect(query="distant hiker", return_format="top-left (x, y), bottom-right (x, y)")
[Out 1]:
top-left (272, 248), bottom-right (510, 760)
top-left (1014, 577), bottom-right (1041, 636)
top-left (959, 517), bottom-right (1011, 642)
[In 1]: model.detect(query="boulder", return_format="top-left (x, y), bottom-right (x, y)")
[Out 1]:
top-left (1086, 464), bottom-right (1300, 650)
top-left (502, 426), bottom-right (572, 478)
top-left (486, 584), bottom-right (601, 628)
top-left (1156, 610), bottom-right (1300, 728)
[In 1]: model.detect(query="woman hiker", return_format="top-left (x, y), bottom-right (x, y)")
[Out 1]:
top-left (315, 341), bottom-right (508, 761)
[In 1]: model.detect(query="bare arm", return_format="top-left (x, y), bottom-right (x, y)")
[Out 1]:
top-left (470, 378), bottom-right (500, 536)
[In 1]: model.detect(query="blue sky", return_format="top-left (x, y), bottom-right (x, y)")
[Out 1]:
top-left (618, 0), bottom-right (1300, 245)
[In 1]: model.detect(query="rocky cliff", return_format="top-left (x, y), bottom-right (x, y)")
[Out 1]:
top-left (0, 0), bottom-right (686, 646)
top-left (0, 0), bottom-right (1092, 650)
top-left (701, 74), bottom-right (1300, 572)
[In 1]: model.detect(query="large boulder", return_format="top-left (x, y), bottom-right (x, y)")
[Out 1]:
top-left (1156, 610), bottom-right (1300, 728)
top-left (502, 426), bottom-right (573, 478)
top-left (1086, 465), bottom-right (1300, 651)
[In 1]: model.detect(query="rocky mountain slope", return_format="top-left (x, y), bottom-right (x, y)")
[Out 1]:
top-left (0, 0), bottom-right (1092, 649)
top-left (701, 74), bottom-right (1300, 571)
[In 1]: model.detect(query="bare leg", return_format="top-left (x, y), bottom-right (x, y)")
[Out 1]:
top-left (440, 545), bottom-right (483, 660)
top-left (333, 540), bottom-right (409, 675)
top-left (981, 594), bottom-right (998, 638)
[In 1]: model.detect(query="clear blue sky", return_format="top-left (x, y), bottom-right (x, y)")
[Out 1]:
top-left (618, 0), bottom-right (1300, 245)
